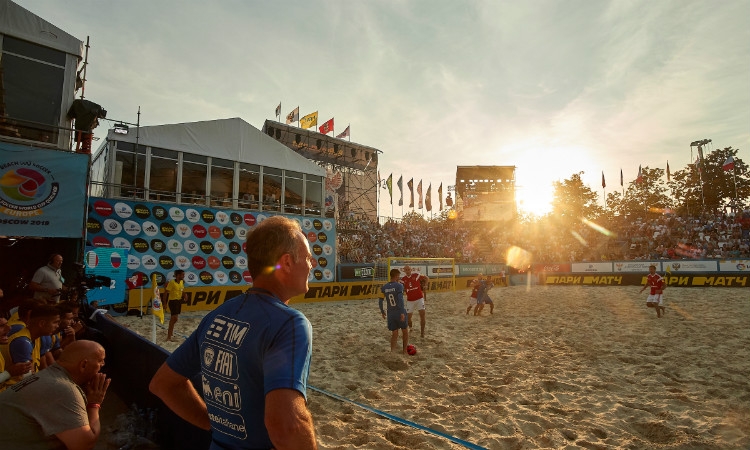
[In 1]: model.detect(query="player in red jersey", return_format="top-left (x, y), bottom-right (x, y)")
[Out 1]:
top-left (639, 264), bottom-right (666, 318)
top-left (401, 265), bottom-right (429, 337)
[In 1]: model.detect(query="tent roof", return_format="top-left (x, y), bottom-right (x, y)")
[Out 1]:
top-left (0, 0), bottom-right (83, 57)
top-left (106, 117), bottom-right (325, 177)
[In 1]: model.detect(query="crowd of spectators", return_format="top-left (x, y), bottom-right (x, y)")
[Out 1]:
top-left (336, 211), bottom-right (750, 264)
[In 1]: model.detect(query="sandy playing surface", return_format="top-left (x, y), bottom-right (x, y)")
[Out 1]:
top-left (115, 286), bottom-right (750, 449)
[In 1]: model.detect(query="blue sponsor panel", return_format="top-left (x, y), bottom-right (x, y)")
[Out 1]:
top-left (83, 247), bottom-right (129, 306)
top-left (86, 197), bottom-right (336, 289)
top-left (0, 143), bottom-right (89, 237)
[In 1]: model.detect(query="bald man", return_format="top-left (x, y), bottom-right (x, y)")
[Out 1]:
top-left (0, 340), bottom-right (111, 450)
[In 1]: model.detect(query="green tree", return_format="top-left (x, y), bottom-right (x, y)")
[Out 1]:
top-left (551, 172), bottom-right (603, 224)
top-left (619, 166), bottom-right (672, 218)
top-left (669, 147), bottom-right (748, 215)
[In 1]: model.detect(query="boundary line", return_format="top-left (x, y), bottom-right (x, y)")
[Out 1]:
top-left (309, 385), bottom-right (487, 450)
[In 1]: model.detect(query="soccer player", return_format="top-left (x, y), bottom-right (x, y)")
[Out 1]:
top-left (165, 270), bottom-right (186, 341)
top-left (466, 274), bottom-right (482, 315)
top-left (402, 265), bottom-right (428, 338)
top-left (380, 269), bottom-right (409, 353)
top-left (639, 264), bottom-right (666, 318)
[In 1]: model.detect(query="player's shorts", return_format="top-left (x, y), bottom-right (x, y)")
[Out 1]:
top-left (168, 299), bottom-right (183, 315)
top-left (405, 298), bottom-right (425, 314)
top-left (387, 312), bottom-right (408, 331)
top-left (646, 294), bottom-right (664, 307)
top-left (468, 296), bottom-right (478, 306)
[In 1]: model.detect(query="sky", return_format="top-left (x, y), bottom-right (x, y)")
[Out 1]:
top-left (14, 0), bottom-right (750, 217)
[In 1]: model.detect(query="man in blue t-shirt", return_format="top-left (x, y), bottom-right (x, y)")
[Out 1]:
top-left (380, 268), bottom-right (409, 354)
top-left (150, 216), bottom-right (318, 449)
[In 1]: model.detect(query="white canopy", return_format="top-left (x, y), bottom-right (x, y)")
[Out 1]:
top-left (0, 0), bottom-right (83, 57)
top-left (107, 117), bottom-right (326, 177)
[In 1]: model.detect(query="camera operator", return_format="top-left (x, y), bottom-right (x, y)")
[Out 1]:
top-left (29, 254), bottom-right (67, 305)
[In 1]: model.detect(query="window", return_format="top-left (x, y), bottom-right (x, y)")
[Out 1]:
top-left (238, 163), bottom-right (260, 209)
top-left (114, 141), bottom-right (146, 198)
top-left (149, 147), bottom-right (178, 202)
top-left (305, 176), bottom-right (323, 216)
top-left (182, 153), bottom-right (207, 205)
top-left (0, 36), bottom-right (66, 143)
top-left (210, 158), bottom-right (234, 207)
top-left (284, 171), bottom-right (303, 214)
top-left (262, 167), bottom-right (282, 211)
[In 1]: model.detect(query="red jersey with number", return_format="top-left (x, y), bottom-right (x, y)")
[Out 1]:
top-left (646, 273), bottom-right (664, 295)
top-left (402, 273), bottom-right (424, 301)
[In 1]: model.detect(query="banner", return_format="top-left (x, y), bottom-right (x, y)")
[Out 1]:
top-left (438, 183), bottom-right (442, 211)
top-left (613, 261), bottom-right (660, 272)
top-left (425, 184), bottom-right (432, 211)
top-left (417, 180), bottom-right (423, 209)
top-left (83, 247), bottom-right (128, 306)
top-left (386, 174), bottom-right (393, 204)
top-left (300, 111), bottom-right (318, 129)
top-left (719, 260), bottom-right (750, 272)
top-left (397, 176), bottom-right (403, 206)
top-left (571, 262), bottom-right (614, 273)
top-left (0, 143), bottom-right (89, 237)
top-left (407, 178), bottom-right (414, 208)
top-left (663, 260), bottom-right (719, 272)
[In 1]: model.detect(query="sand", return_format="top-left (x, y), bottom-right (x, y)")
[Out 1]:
top-left (115, 286), bottom-right (750, 449)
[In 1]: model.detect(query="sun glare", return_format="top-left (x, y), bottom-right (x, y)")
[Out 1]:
top-left (516, 184), bottom-right (554, 217)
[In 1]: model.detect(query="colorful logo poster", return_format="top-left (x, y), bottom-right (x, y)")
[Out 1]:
top-left (0, 143), bottom-right (89, 237)
top-left (86, 197), bottom-right (337, 288)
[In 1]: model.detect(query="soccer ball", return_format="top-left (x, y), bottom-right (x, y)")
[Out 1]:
top-left (407, 344), bottom-right (417, 356)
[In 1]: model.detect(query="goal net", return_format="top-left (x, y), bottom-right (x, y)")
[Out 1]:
top-left (373, 257), bottom-right (456, 295)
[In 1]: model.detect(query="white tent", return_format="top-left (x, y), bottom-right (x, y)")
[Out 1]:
top-left (0, 0), bottom-right (83, 57)
top-left (104, 117), bottom-right (326, 177)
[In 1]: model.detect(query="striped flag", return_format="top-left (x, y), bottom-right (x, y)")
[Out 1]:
top-left (426, 184), bottom-right (432, 211)
top-left (336, 125), bottom-right (350, 139)
top-left (397, 176), bottom-right (403, 206)
top-left (723, 156), bottom-right (735, 171)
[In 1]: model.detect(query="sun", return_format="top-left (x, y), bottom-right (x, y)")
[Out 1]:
top-left (516, 183), bottom-right (554, 217)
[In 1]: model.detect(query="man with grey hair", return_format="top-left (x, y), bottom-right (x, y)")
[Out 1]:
top-left (150, 216), bottom-right (317, 449)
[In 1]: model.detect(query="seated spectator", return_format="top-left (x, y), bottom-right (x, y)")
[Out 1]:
top-left (0, 340), bottom-right (111, 450)
top-left (0, 317), bottom-right (33, 391)
top-left (0, 303), bottom-right (60, 389)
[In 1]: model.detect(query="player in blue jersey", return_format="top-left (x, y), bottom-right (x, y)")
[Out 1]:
top-left (150, 216), bottom-right (318, 450)
top-left (380, 269), bottom-right (409, 354)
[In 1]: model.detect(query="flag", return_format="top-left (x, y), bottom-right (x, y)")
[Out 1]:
top-left (407, 178), bottom-right (414, 208)
top-left (285, 106), bottom-right (299, 124)
top-left (151, 274), bottom-right (164, 324)
top-left (723, 156), bottom-right (735, 171)
top-left (667, 161), bottom-right (671, 181)
top-left (438, 183), bottom-right (443, 210)
top-left (275, 102), bottom-right (281, 117)
top-left (397, 176), bottom-right (403, 206)
top-left (386, 174), bottom-right (393, 204)
top-left (300, 111), bottom-right (318, 129)
top-left (336, 125), bottom-right (350, 139)
top-left (620, 169), bottom-right (623, 187)
top-left (601, 171), bottom-right (606, 189)
top-left (125, 273), bottom-right (144, 289)
top-left (319, 117), bottom-right (334, 135)
top-left (417, 180), bottom-right (423, 209)
top-left (636, 165), bottom-right (643, 183)
top-left (426, 184), bottom-right (432, 211)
